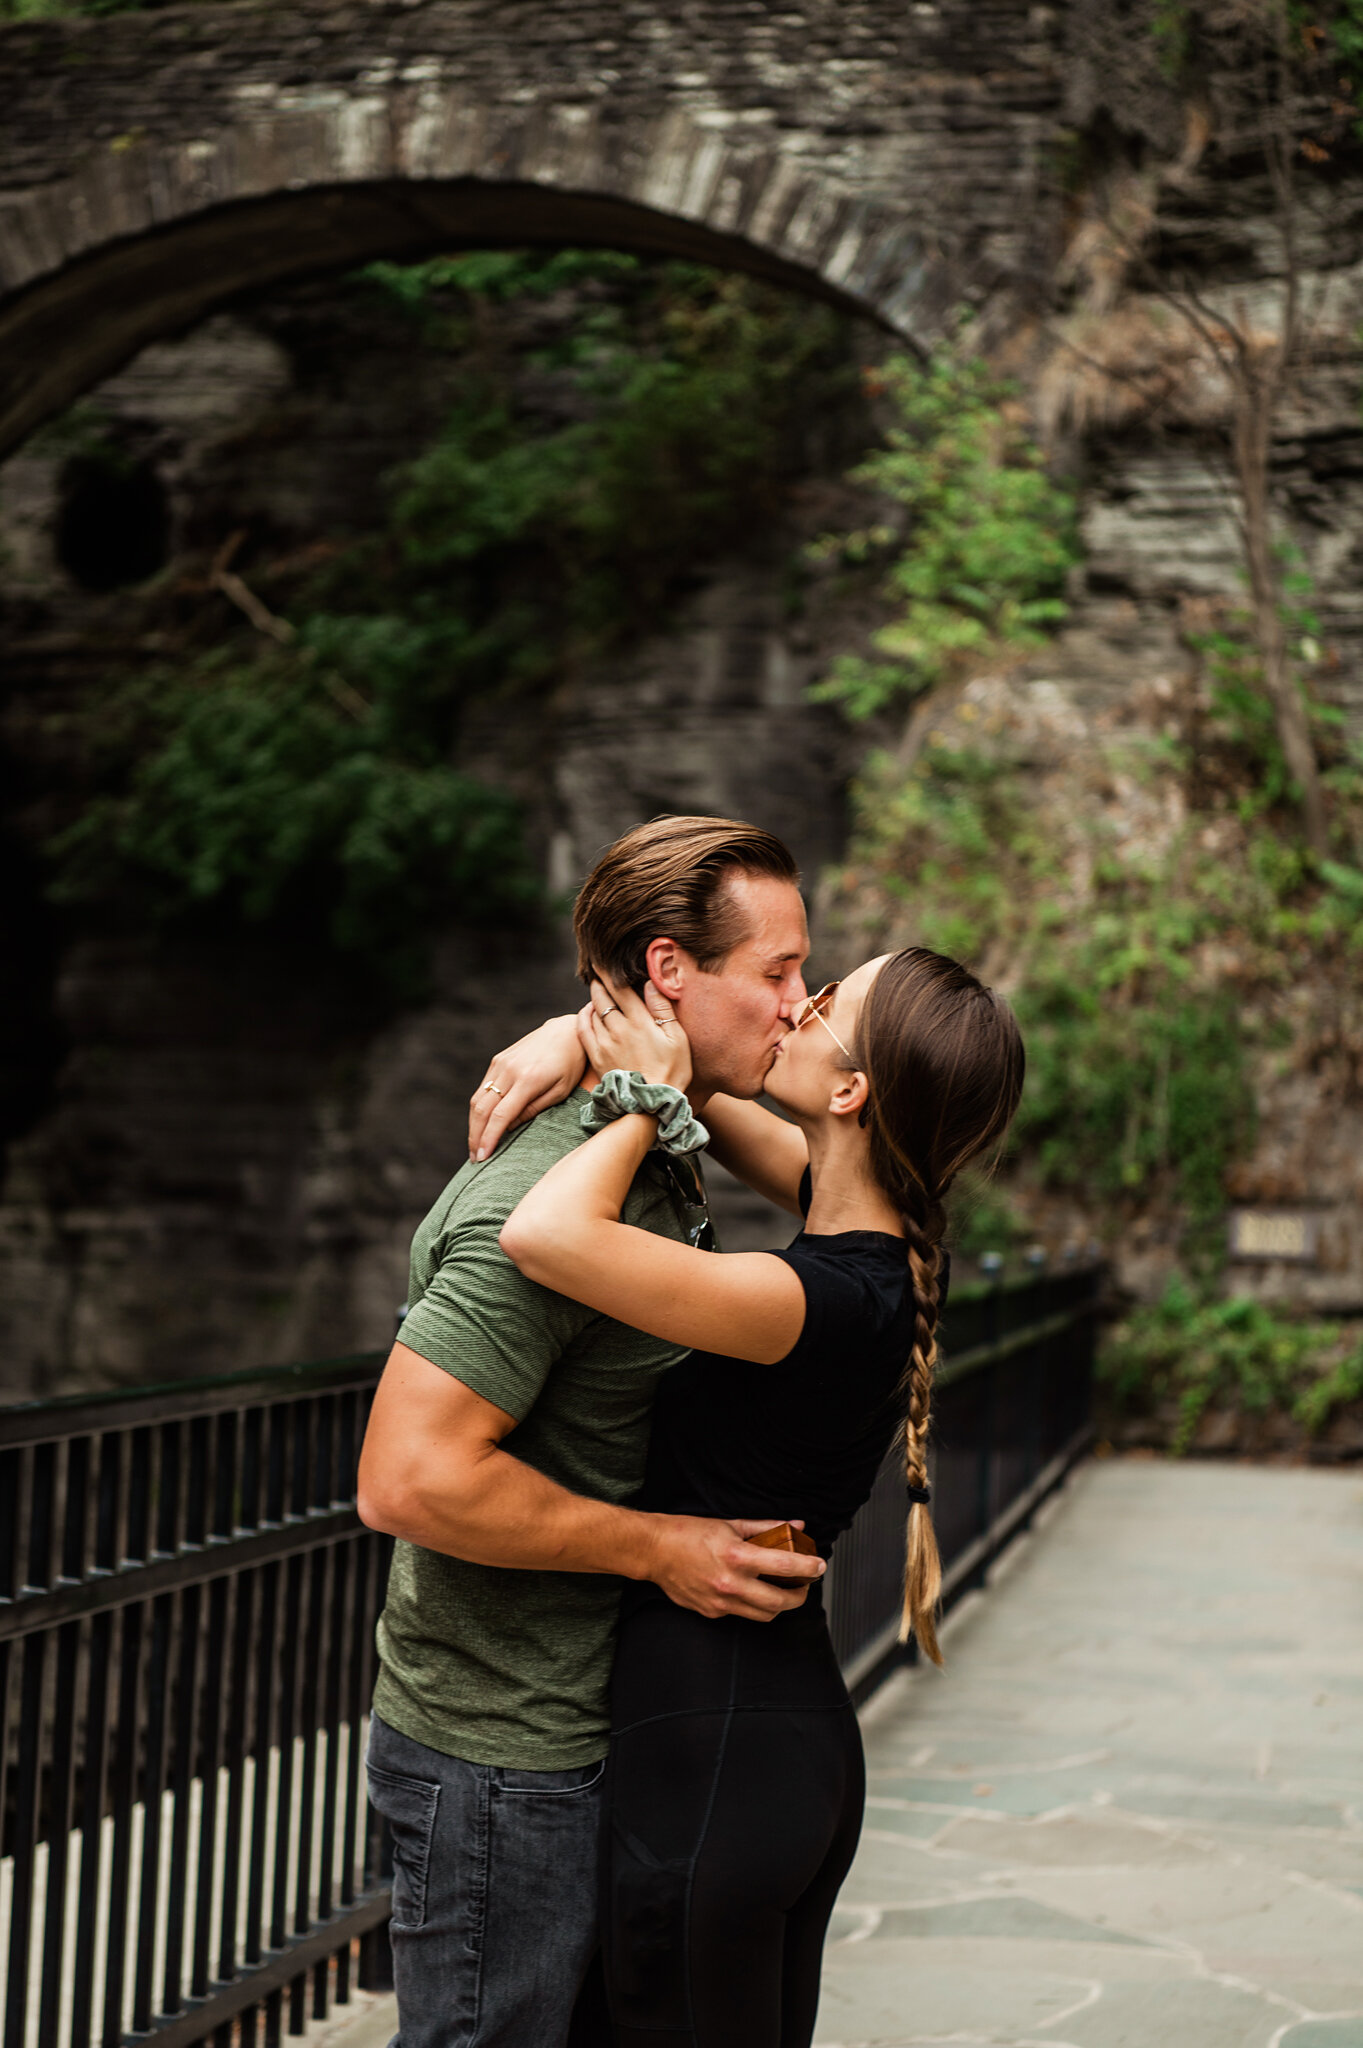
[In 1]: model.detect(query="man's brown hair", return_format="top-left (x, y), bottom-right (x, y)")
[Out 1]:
top-left (573, 815), bottom-right (800, 991)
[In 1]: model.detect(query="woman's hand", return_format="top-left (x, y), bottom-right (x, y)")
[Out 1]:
top-left (468, 1013), bottom-right (588, 1162)
top-left (581, 975), bottom-right (692, 1095)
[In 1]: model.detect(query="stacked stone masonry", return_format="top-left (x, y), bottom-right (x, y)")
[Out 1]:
top-left (0, 0), bottom-right (1067, 458)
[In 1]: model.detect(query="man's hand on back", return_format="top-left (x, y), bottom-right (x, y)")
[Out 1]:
top-left (643, 1514), bottom-right (824, 1622)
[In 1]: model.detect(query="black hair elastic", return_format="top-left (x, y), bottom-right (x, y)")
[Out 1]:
top-left (906, 1484), bottom-right (932, 1506)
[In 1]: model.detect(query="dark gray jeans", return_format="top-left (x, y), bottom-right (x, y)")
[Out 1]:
top-left (366, 1711), bottom-right (605, 2048)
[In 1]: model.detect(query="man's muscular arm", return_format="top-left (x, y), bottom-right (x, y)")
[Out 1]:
top-left (357, 1342), bottom-right (823, 1623)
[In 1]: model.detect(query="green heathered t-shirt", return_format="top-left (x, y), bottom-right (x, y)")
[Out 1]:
top-left (372, 1093), bottom-right (695, 1769)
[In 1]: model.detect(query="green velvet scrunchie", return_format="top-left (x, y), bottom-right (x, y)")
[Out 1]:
top-left (581, 1070), bottom-right (710, 1156)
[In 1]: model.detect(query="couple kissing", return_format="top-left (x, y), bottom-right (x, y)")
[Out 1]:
top-left (358, 813), bottom-right (1024, 2048)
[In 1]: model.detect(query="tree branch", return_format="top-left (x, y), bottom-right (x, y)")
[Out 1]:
top-left (209, 531), bottom-right (296, 646)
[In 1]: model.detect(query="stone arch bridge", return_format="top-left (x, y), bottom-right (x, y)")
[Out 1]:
top-left (0, 0), bottom-right (1068, 460)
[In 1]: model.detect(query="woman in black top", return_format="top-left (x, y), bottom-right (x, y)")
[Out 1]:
top-left (499, 948), bottom-right (1023, 2048)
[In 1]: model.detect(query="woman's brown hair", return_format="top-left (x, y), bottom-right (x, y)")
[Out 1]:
top-left (853, 948), bottom-right (1025, 1665)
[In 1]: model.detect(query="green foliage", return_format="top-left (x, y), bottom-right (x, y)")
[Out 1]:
top-left (808, 355), bottom-right (1079, 719)
top-left (372, 258), bottom-right (853, 641)
top-left (1024, 977), bottom-right (1252, 1220)
top-left (832, 706), bottom-right (1363, 1228)
top-left (845, 742), bottom-right (1260, 1220)
top-left (46, 255), bottom-right (858, 984)
top-left (49, 653), bottom-right (535, 989)
top-left (359, 249), bottom-right (643, 317)
top-left (1102, 1277), bottom-right (1363, 1452)
top-left (1187, 551), bottom-right (1328, 817)
top-left (1189, 586), bottom-right (1363, 940)
top-left (829, 621), bottom-right (1362, 1236)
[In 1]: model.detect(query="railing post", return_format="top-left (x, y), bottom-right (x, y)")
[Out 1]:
top-left (973, 1254), bottom-right (1003, 1591)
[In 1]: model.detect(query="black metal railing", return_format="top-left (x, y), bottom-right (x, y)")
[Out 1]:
top-left (1, 1259), bottom-right (1100, 2047)
top-left (825, 1260), bottom-right (1102, 1695)
top-left (0, 1359), bottom-right (393, 2048)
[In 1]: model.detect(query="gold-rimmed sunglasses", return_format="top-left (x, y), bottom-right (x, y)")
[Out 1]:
top-left (791, 981), bottom-right (855, 1062)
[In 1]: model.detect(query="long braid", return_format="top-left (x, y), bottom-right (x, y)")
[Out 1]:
top-left (857, 1084), bottom-right (949, 1660)
top-left (853, 948), bottom-right (1025, 1669)
top-left (899, 1186), bottom-right (945, 1663)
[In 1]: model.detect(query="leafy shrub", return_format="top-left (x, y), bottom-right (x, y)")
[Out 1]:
top-left (1103, 1278), bottom-right (1363, 1453)
top-left (1022, 976), bottom-right (1252, 1218)
top-left (808, 354), bottom-right (1079, 719)
top-left (49, 656), bottom-right (535, 987)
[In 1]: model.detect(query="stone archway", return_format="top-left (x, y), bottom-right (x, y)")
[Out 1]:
top-left (0, 0), bottom-right (1069, 1391)
top-left (0, 0), bottom-right (1065, 459)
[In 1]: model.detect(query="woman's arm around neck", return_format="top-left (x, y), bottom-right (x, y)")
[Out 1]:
top-left (499, 1112), bottom-right (806, 1365)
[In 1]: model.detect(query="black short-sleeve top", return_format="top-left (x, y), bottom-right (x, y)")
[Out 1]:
top-left (638, 1173), bottom-right (947, 1556)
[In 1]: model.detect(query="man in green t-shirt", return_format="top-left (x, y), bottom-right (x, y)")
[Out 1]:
top-left (357, 816), bottom-right (825, 2048)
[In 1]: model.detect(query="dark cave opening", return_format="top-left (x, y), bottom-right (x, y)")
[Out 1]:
top-left (56, 453), bottom-right (171, 592)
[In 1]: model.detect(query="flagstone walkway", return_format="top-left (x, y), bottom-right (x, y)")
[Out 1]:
top-left (325, 1455), bottom-right (1363, 2048)
top-left (816, 1456), bottom-right (1363, 2048)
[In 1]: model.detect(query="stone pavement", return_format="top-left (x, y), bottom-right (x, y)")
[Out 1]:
top-left (324, 1455), bottom-right (1363, 2048)
top-left (817, 1456), bottom-right (1363, 2048)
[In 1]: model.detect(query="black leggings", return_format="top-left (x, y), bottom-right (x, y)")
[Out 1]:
top-left (599, 1583), bottom-right (864, 2048)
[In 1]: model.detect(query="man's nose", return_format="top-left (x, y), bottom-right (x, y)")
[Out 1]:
top-left (778, 974), bottom-right (809, 1021)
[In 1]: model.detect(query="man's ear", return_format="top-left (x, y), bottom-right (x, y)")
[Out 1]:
top-left (829, 1069), bottom-right (871, 1120)
top-left (644, 936), bottom-right (689, 1001)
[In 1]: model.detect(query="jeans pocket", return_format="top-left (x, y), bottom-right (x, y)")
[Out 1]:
top-left (495, 1758), bottom-right (606, 1796)
top-left (366, 1762), bottom-right (441, 1932)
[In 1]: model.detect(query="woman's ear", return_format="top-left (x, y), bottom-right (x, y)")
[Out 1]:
top-left (829, 1069), bottom-right (871, 1120)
